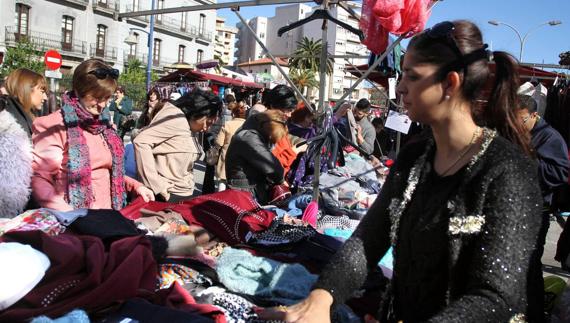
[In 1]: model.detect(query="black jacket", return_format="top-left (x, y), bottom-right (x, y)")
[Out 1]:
top-left (225, 114), bottom-right (284, 204)
top-left (0, 95), bottom-right (33, 138)
top-left (531, 117), bottom-right (569, 206)
top-left (314, 129), bottom-right (542, 322)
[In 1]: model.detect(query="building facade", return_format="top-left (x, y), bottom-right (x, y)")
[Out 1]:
top-left (0, 0), bottom-right (217, 75)
top-left (235, 2), bottom-right (370, 103)
top-left (235, 16), bottom-right (267, 64)
top-left (215, 16), bottom-right (237, 66)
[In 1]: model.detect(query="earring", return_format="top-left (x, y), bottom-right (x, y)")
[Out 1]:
top-left (444, 95), bottom-right (451, 100)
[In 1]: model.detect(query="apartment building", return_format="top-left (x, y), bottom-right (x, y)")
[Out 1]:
top-left (0, 0), bottom-right (217, 74)
top-left (235, 2), bottom-right (370, 102)
top-left (235, 16), bottom-right (267, 64)
top-left (215, 16), bottom-right (237, 65)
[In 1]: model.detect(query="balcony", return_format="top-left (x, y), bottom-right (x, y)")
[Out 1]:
top-left (90, 43), bottom-right (118, 62)
top-left (123, 52), bottom-right (146, 64)
top-left (125, 4), bottom-right (149, 26)
top-left (155, 15), bottom-right (195, 41)
top-left (5, 26), bottom-right (87, 59)
top-left (92, 0), bottom-right (119, 17)
top-left (45, 0), bottom-right (88, 10)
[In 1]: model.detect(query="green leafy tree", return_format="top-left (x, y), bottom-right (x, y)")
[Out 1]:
top-left (0, 39), bottom-right (45, 78)
top-left (289, 37), bottom-right (334, 76)
top-left (119, 58), bottom-right (158, 110)
top-left (290, 68), bottom-right (318, 96)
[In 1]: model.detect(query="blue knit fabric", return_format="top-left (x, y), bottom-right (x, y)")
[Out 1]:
top-left (31, 309), bottom-right (90, 323)
top-left (216, 247), bottom-right (317, 305)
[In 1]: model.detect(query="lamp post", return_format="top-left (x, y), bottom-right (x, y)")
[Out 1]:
top-left (124, 0), bottom-right (156, 91)
top-left (488, 19), bottom-right (562, 61)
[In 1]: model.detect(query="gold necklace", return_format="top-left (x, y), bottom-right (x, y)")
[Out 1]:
top-left (439, 127), bottom-right (481, 177)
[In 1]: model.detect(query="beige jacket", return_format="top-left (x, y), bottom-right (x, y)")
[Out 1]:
top-left (133, 103), bottom-right (202, 200)
top-left (215, 117), bottom-right (245, 180)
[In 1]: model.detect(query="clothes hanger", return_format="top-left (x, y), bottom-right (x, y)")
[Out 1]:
top-left (530, 64), bottom-right (539, 86)
top-left (277, 1), bottom-right (364, 41)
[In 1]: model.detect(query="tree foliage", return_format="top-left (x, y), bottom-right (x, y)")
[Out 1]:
top-left (289, 37), bottom-right (334, 76)
top-left (118, 58), bottom-right (158, 110)
top-left (0, 39), bottom-right (45, 78)
top-left (290, 68), bottom-right (318, 94)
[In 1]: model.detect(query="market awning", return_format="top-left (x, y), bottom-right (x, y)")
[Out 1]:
top-left (157, 69), bottom-right (264, 89)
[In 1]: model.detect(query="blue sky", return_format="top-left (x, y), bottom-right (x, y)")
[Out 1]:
top-left (218, 0), bottom-right (570, 66)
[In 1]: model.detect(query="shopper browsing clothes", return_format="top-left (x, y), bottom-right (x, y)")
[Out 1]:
top-left (108, 86), bottom-right (133, 139)
top-left (0, 68), bottom-right (47, 217)
top-left (225, 109), bottom-right (288, 205)
top-left (215, 101), bottom-right (247, 191)
top-left (335, 98), bottom-right (376, 155)
top-left (260, 20), bottom-right (542, 323)
top-left (134, 89), bottom-right (222, 203)
top-left (31, 59), bottom-right (155, 211)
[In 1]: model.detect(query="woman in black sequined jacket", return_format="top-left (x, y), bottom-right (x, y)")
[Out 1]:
top-left (260, 20), bottom-right (543, 323)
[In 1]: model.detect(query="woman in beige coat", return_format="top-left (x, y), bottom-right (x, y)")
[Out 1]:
top-left (215, 102), bottom-right (247, 191)
top-left (134, 89), bottom-right (222, 202)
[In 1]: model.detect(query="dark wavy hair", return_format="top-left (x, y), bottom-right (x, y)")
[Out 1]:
top-left (263, 85), bottom-right (298, 110)
top-left (173, 89), bottom-right (223, 120)
top-left (408, 20), bottom-right (531, 156)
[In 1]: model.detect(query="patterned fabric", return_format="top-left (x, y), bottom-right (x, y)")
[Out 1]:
top-left (0, 209), bottom-right (65, 236)
top-left (211, 292), bottom-right (259, 323)
top-left (249, 218), bottom-right (316, 246)
top-left (60, 92), bottom-right (126, 210)
top-left (157, 263), bottom-right (213, 289)
top-left (317, 215), bottom-right (360, 231)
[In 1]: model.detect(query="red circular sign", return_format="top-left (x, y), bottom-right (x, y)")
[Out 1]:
top-left (44, 50), bottom-right (62, 70)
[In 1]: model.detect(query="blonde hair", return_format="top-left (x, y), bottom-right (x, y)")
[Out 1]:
top-left (72, 59), bottom-right (117, 100)
top-left (257, 109), bottom-right (288, 144)
top-left (4, 68), bottom-right (47, 117)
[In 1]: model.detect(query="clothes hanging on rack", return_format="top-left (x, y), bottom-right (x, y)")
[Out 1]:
top-left (544, 81), bottom-right (570, 146)
top-left (152, 82), bottom-right (210, 100)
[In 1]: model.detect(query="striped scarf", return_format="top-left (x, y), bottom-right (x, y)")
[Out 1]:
top-left (61, 92), bottom-right (126, 210)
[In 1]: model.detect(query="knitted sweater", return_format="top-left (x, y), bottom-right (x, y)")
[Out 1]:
top-left (314, 130), bottom-right (542, 322)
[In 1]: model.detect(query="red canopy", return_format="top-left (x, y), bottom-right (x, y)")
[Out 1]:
top-left (157, 69), bottom-right (264, 89)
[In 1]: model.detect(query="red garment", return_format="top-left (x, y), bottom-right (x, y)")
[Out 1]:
top-left (0, 231), bottom-right (224, 322)
top-left (360, 0), bottom-right (432, 54)
top-left (272, 136), bottom-right (297, 175)
top-left (121, 190), bottom-right (275, 245)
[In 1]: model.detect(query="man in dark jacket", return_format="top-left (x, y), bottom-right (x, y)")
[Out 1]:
top-left (517, 94), bottom-right (569, 321)
top-left (517, 95), bottom-right (569, 206)
top-left (109, 86), bottom-right (133, 139)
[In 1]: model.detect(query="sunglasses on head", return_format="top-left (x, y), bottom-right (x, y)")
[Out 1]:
top-left (88, 68), bottom-right (120, 80)
top-left (425, 21), bottom-right (463, 59)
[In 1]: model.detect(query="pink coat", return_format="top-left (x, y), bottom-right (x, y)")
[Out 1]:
top-left (32, 111), bottom-right (142, 211)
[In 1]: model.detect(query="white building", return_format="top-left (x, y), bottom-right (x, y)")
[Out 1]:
top-left (237, 57), bottom-right (289, 86)
top-left (234, 2), bottom-right (369, 103)
top-left (235, 16), bottom-right (267, 64)
top-left (0, 0), bottom-right (217, 75)
top-left (215, 16), bottom-right (237, 66)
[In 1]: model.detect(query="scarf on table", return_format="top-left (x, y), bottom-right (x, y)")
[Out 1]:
top-left (61, 92), bottom-right (126, 210)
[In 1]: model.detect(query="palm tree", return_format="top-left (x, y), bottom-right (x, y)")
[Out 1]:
top-left (289, 37), bottom-right (334, 75)
top-left (290, 68), bottom-right (318, 96)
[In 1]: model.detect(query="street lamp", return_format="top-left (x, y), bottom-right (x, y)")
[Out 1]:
top-left (488, 19), bottom-right (562, 61)
top-left (124, 0), bottom-right (156, 91)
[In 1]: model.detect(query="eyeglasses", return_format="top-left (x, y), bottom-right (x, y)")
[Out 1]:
top-left (425, 21), bottom-right (463, 59)
top-left (88, 68), bottom-right (120, 80)
top-left (522, 114), bottom-right (532, 124)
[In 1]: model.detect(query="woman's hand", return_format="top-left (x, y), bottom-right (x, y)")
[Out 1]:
top-left (136, 186), bottom-right (155, 202)
top-left (257, 289), bottom-right (333, 322)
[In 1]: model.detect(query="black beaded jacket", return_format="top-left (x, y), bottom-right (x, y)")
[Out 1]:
top-left (314, 129), bottom-right (542, 322)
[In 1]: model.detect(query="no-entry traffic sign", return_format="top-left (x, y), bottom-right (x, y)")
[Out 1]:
top-left (44, 50), bottom-right (62, 70)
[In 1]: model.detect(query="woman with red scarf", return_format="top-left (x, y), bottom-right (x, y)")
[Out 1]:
top-left (31, 59), bottom-right (154, 211)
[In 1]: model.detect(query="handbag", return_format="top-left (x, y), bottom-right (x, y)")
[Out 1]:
top-left (268, 183), bottom-right (291, 205)
top-left (205, 145), bottom-right (221, 166)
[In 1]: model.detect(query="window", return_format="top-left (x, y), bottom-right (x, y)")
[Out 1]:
top-left (15, 3), bottom-right (30, 38)
top-left (178, 45), bottom-right (185, 63)
top-left (98, 0), bottom-right (108, 6)
top-left (196, 49), bottom-right (203, 63)
top-left (153, 38), bottom-right (161, 65)
top-left (61, 16), bottom-right (74, 51)
top-left (157, 0), bottom-right (164, 23)
top-left (181, 12), bottom-right (187, 31)
top-left (198, 14), bottom-right (205, 35)
top-left (128, 33), bottom-right (138, 57)
top-left (259, 32), bottom-right (265, 38)
top-left (96, 24), bottom-right (107, 57)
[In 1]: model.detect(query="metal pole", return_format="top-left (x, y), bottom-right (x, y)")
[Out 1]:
top-left (119, 0), bottom-right (316, 19)
top-left (146, 0), bottom-right (156, 91)
top-left (312, 8), bottom-right (329, 203)
top-left (232, 7), bottom-right (314, 113)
